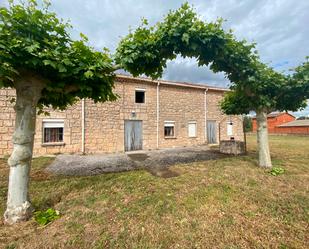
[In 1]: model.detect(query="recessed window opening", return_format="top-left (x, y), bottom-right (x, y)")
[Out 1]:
top-left (164, 121), bottom-right (175, 137)
top-left (188, 121), bottom-right (197, 137)
top-left (135, 89), bottom-right (145, 103)
top-left (43, 120), bottom-right (64, 143)
top-left (227, 121), bottom-right (233, 136)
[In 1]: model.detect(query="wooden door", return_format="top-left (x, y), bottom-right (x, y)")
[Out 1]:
top-left (207, 120), bottom-right (217, 144)
top-left (124, 120), bottom-right (143, 151)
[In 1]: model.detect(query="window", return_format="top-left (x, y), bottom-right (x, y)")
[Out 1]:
top-left (135, 89), bottom-right (145, 103)
top-left (188, 121), bottom-right (197, 137)
top-left (227, 121), bottom-right (233, 136)
top-left (43, 120), bottom-right (64, 143)
top-left (164, 121), bottom-right (175, 137)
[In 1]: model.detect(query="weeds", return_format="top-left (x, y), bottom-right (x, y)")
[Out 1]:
top-left (269, 167), bottom-right (285, 176)
top-left (34, 208), bottom-right (60, 226)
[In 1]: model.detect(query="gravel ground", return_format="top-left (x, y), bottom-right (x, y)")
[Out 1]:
top-left (46, 145), bottom-right (226, 176)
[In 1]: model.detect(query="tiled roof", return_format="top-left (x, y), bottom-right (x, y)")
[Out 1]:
top-left (116, 74), bottom-right (228, 92)
top-left (252, 112), bottom-right (294, 119)
top-left (278, 119), bottom-right (309, 127)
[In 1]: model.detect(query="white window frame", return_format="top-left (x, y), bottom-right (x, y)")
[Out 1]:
top-left (188, 121), bottom-right (197, 138)
top-left (42, 119), bottom-right (64, 144)
top-left (227, 121), bottom-right (233, 136)
top-left (164, 121), bottom-right (175, 138)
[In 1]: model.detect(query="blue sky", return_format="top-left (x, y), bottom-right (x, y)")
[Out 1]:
top-left (1, 0), bottom-right (308, 116)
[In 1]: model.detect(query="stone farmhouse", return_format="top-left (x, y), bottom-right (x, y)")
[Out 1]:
top-left (0, 75), bottom-right (244, 157)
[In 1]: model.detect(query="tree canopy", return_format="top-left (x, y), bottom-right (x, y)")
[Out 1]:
top-left (284, 58), bottom-right (309, 110)
top-left (1, 0), bottom-right (309, 224)
top-left (115, 3), bottom-right (308, 115)
top-left (115, 2), bottom-right (308, 168)
top-left (0, 0), bottom-right (117, 110)
top-left (1, 0), bottom-right (120, 224)
top-left (221, 58), bottom-right (309, 115)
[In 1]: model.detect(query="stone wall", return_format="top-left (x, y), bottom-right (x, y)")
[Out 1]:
top-left (220, 140), bottom-right (246, 155)
top-left (206, 91), bottom-right (244, 142)
top-left (158, 84), bottom-right (205, 148)
top-left (0, 76), bottom-right (244, 157)
top-left (0, 88), bottom-right (82, 157)
top-left (84, 77), bottom-right (158, 153)
top-left (219, 116), bottom-right (244, 141)
top-left (0, 89), bottom-right (15, 157)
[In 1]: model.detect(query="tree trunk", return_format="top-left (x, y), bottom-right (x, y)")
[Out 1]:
top-left (256, 110), bottom-right (272, 168)
top-left (4, 72), bottom-right (45, 224)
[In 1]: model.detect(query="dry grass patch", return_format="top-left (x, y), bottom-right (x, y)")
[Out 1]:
top-left (0, 135), bottom-right (308, 248)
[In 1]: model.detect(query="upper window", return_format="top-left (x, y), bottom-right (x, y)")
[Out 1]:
top-left (164, 121), bottom-right (175, 137)
top-left (135, 89), bottom-right (145, 103)
top-left (227, 121), bottom-right (233, 136)
top-left (43, 119), bottom-right (64, 143)
top-left (188, 121), bottom-right (197, 137)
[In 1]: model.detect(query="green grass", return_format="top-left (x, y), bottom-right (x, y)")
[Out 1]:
top-left (0, 135), bottom-right (308, 249)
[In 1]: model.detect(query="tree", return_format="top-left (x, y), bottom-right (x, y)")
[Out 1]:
top-left (289, 58), bottom-right (309, 105)
top-left (0, 1), bottom-right (117, 224)
top-left (221, 58), bottom-right (309, 167)
top-left (115, 3), bottom-right (309, 168)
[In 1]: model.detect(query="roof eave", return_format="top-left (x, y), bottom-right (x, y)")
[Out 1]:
top-left (115, 74), bottom-right (229, 92)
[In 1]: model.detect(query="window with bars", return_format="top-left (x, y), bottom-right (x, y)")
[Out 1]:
top-left (43, 120), bottom-right (64, 143)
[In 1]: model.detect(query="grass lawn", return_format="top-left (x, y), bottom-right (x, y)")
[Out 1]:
top-left (0, 135), bottom-right (308, 249)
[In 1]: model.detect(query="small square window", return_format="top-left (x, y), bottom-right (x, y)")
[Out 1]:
top-left (164, 121), bottom-right (175, 137)
top-left (135, 90), bottom-right (145, 103)
top-left (43, 120), bottom-right (64, 143)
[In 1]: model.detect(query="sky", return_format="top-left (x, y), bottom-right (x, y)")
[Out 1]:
top-left (1, 0), bottom-right (309, 116)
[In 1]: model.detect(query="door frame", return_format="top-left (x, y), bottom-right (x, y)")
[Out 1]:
top-left (124, 119), bottom-right (143, 151)
top-left (207, 120), bottom-right (217, 144)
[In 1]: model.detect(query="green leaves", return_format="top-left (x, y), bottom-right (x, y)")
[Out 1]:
top-left (115, 2), bottom-right (308, 116)
top-left (58, 64), bottom-right (67, 73)
top-left (1, 1), bottom-right (307, 114)
top-left (181, 33), bottom-right (190, 44)
top-left (84, 70), bottom-right (93, 78)
top-left (269, 167), bottom-right (285, 176)
top-left (43, 59), bottom-right (56, 68)
top-left (25, 43), bottom-right (40, 53)
top-left (0, 0), bottom-right (117, 109)
top-left (34, 208), bottom-right (60, 226)
top-left (116, 3), bottom-right (258, 83)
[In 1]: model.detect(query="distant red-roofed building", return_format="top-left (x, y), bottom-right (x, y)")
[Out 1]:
top-left (274, 120), bottom-right (309, 134)
top-left (252, 112), bottom-right (295, 133)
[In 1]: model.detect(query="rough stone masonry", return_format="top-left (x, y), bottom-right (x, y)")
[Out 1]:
top-left (0, 75), bottom-right (244, 157)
